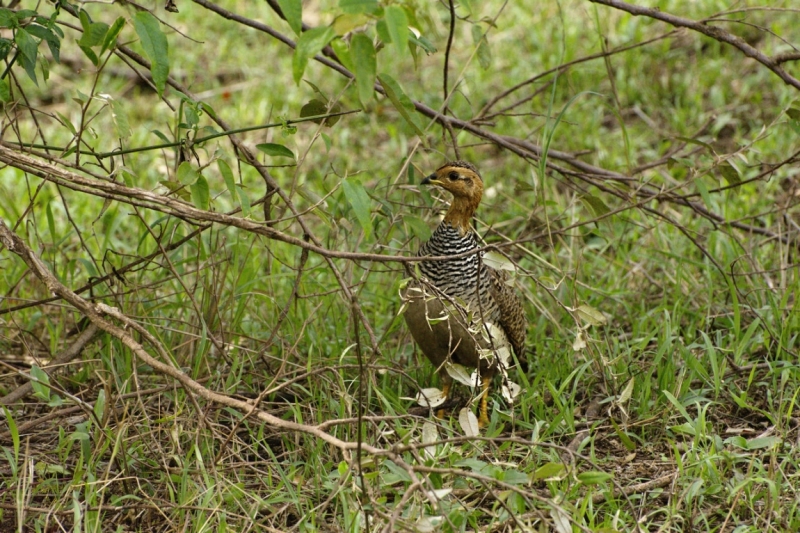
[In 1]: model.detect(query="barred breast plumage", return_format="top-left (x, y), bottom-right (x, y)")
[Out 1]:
top-left (402, 160), bottom-right (528, 428)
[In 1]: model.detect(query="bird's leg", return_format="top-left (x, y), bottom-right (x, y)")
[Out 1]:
top-left (436, 373), bottom-right (452, 420)
top-left (478, 376), bottom-right (492, 428)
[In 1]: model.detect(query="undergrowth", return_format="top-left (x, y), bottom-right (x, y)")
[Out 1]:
top-left (1, 0), bottom-right (800, 531)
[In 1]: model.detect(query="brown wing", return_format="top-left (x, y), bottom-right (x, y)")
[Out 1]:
top-left (489, 268), bottom-right (528, 366)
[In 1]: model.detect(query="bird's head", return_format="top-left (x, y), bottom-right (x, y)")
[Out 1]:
top-left (421, 160), bottom-right (483, 233)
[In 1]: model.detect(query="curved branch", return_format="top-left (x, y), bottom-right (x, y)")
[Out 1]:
top-left (588, 0), bottom-right (800, 91)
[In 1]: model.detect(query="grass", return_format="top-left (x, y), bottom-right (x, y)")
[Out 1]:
top-left (1, 0), bottom-right (800, 531)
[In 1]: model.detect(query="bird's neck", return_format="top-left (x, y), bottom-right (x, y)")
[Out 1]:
top-left (442, 196), bottom-right (480, 235)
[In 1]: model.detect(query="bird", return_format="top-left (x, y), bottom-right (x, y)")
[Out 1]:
top-left (402, 160), bottom-right (527, 427)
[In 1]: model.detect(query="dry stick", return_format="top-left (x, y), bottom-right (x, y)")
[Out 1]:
top-left (191, 0), bottom-right (790, 251)
top-left (588, 0), bottom-right (800, 91)
top-left (487, 473), bottom-right (676, 532)
top-left (775, 51), bottom-right (800, 64)
top-left (260, 237), bottom-right (310, 361)
top-left (1, 138), bottom-right (788, 329)
top-left (0, 216), bottom-right (596, 523)
top-left (496, 132), bottom-right (795, 246)
top-left (0, 218), bottom-right (211, 317)
top-left (0, 218), bottom-right (366, 450)
top-left (591, 473), bottom-right (676, 504)
top-left (5, 135), bottom-right (779, 333)
top-left (0, 379), bottom-right (212, 440)
top-left (443, 0), bottom-right (456, 114)
top-left (192, 0), bottom-right (351, 79)
top-left (129, 205), bottom-right (225, 354)
top-left (0, 219), bottom-right (442, 512)
top-left (476, 28), bottom-right (680, 119)
top-left (442, 0), bottom-right (459, 157)
top-left (414, 463), bottom-right (595, 533)
top-left (0, 324), bottom-right (98, 406)
top-left (112, 44), bottom-right (383, 365)
top-left (212, 242), bottom-right (314, 464)
top-left (350, 294), bottom-right (370, 530)
top-left (0, 146), bottom-right (525, 264)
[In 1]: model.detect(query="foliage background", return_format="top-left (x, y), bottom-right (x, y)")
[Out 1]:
top-left (1, 0), bottom-right (799, 531)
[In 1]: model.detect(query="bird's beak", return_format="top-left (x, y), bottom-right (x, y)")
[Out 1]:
top-left (420, 173), bottom-right (439, 185)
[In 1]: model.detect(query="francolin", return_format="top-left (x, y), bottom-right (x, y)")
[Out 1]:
top-left (403, 161), bottom-right (527, 427)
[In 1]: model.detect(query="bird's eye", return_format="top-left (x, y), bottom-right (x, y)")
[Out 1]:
top-left (448, 171), bottom-right (459, 181)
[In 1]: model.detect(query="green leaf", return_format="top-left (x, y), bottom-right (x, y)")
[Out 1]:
top-left (409, 34), bottom-right (437, 55)
top-left (724, 435), bottom-right (748, 449)
top-left (576, 304), bottom-right (606, 326)
top-left (110, 99), bottom-right (130, 139)
top-left (101, 17), bottom-right (125, 55)
top-left (177, 161), bottom-right (199, 185)
top-left (694, 177), bottom-right (713, 211)
top-left (0, 78), bottom-right (11, 103)
top-left (746, 436), bottom-right (781, 450)
top-left (300, 98), bottom-right (326, 119)
top-left (581, 194), bottom-right (610, 217)
top-left (292, 26), bottom-right (335, 85)
top-left (670, 422), bottom-right (696, 436)
top-left (256, 143), bottom-right (295, 159)
top-left (15, 27), bottom-right (38, 79)
top-left (471, 24), bottom-right (492, 69)
top-left (19, 57), bottom-right (37, 85)
top-left (276, 0), bottom-right (302, 35)
top-left (342, 178), bottom-right (372, 238)
top-left (403, 215), bottom-right (431, 241)
top-left (661, 390), bottom-right (693, 423)
top-left (151, 129), bottom-right (171, 144)
top-left (30, 365), bottom-right (51, 401)
top-left (78, 44), bottom-right (99, 66)
top-left (46, 201), bottom-right (56, 240)
top-left (14, 10), bottom-right (38, 21)
top-left (48, 15), bottom-right (65, 39)
top-left (484, 251), bottom-right (516, 272)
top-left (376, 19), bottom-right (390, 44)
top-left (577, 471), bottom-right (613, 485)
top-left (183, 105), bottom-right (199, 127)
top-left (785, 107), bottom-right (800, 121)
top-left (0, 8), bottom-right (16, 28)
top-left (303, 79), bottom-right (328, 100)
top-left (2, 407), bottom-right (19, 461)
top-left (190, 174), bottom-right (210, 210)
top-left (340, 0), bottom-right (378, 15)
top-left (610, 417), bottom-right (637, 451)
top-left (26, 24), bottom-right (60, 63)
top-left (39, 55), bottom-right (49, 82)
top-left (332, 14), bottom-right (368, 36)
top-left (533, 462), bottom-right (565, 481)
top-left (236, 184), bottom-right (251, 217)
top-left (0, 37), bottom-right (12, 62)
top-left (377, 73), bottom-right (424, 137)
top-left (384, 6), bottom-right (408, 55)
top-left (79, 9), bottom-right (92, 31)
top-left (718, 161), bottom-right (741, 186)
top-left (351, 33), bottom-right (376, 106)
top-left (133, 12), bottom-right (169, 97)
top-left (93, 389), bottom-right (106, 422)
top-left (300, 98), bottom-right (342, 126)
top-left (198, 101), bottom-right (218, 120)
top-left (78, 21), bottom-right (109, 48)
top-left (330, 38), bottom-right (353, 71)
top-left (218, 159), bottom-right (238, 202)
